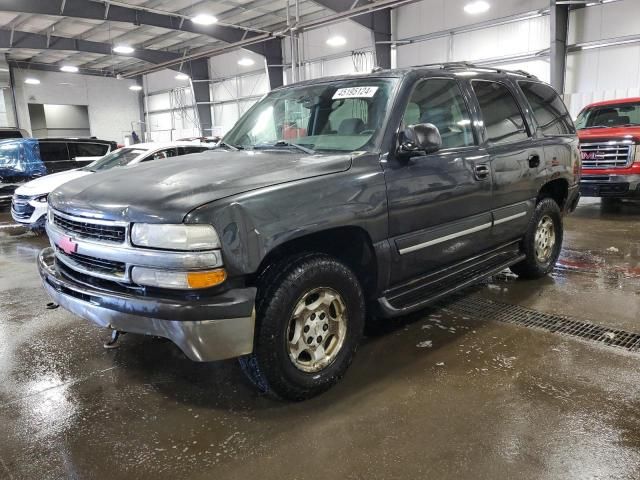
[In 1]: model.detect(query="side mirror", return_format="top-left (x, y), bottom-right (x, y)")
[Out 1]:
top-left (398, 123), bottom-right (442, 156)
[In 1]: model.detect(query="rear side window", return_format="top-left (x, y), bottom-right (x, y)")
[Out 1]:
top-left (178, 146), bottom-right (208, 155)
top-left (472, 81), bottom-right (529, 145)
top-left (38, 142), bottom-right (70, 162)
top-left (69, 142), bottom-right (110, 158)
top-left (519, 82), bottom-right (575, 135)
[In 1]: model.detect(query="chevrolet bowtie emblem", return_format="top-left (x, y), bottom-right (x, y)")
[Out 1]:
top-left (58, 236), bottom-right (78, 255)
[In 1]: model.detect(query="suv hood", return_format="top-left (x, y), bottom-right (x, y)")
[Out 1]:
top-left (49, 149), bottom-right (352, 223)
top-left (15, 169), bottom-right (92, 196)
top-left (578, 126), bottom-right (640, 143)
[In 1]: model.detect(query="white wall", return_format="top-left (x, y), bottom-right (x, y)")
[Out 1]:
top-left (142, 69), bottom-right (201, 141)
top-left (564, 0), bottom-right (640, 117)
top-left (209, 50), bottom-right (270, 136)
top-left (394, 0), bottom-right (550, 82)
top-left (12, 69), bottom-right (141, 142)
top-left (395, 0), bottom-right (548, 38)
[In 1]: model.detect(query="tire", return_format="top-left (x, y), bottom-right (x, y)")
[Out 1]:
top-left (601, 197), bottom-right (623, 210)
top-left (239, 253), bottom-right (365, 401)
top-left (511, 198), bottom-right (563, 280)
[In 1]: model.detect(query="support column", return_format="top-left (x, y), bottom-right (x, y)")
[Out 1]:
top-left (550, 0), bottom-right (569, 93)
top-left (187, 58), bottom-right (212, 136)
top-left (368, 9), bottom-right (392, 69)
top-left (251, 38), bottom-right (284, 90)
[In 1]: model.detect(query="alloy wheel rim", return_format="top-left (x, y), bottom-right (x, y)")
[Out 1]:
top-left (286, 287), bottom-right (348, 373)
top-left (534, 215), bottom-right (556, 263)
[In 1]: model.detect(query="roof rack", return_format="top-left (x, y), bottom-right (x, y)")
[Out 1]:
top-left (413, 62), bottom-right (538, 79)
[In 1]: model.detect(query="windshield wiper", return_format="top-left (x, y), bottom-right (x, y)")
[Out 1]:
top-left (256, 141), bottom-right (316, 155)
top-left (217, 141), bottom-right (241, 151)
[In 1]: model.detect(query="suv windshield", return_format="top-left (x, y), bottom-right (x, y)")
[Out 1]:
top-left (223, 78), bottom-right (399, 152)
top-left (84, 148), bottom-right (146, 172)
top-left (575, 102), bottom-right (640, 129)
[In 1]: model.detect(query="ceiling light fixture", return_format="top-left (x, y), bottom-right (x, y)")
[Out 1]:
top-left (191, 14), bottom-right (218, 25)
top-left (113, 45), bottom-right (135, 54)
top-left (24, 78), bottom-right (40, 85)
top-left (464, 1), bottom-right (490, 14)
top-left (238, 57), bottom-right (255, 66)
top-left (175, 73), bottom-right (190, 81)
top-left (326, 35), bottom-right (347, 47)
top-left (129, 85), bottom-right (143, 91)
top-left (60, 65), bottom-right (79, 73)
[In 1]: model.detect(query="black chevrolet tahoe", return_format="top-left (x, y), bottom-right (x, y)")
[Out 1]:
top-left (38, 65), bottom-right (580, 400)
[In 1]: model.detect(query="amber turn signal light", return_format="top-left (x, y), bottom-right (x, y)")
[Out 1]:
top-left (186, 269), bottom-right (227, 289)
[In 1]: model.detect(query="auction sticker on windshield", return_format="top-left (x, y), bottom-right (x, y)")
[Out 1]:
top-left (332, 86), bottom-right (379, 99)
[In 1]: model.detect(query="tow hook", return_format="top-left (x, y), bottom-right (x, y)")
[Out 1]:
top-left (103, 330), bottom-right (124, 349)
top-left (46, 302), bottom-right (59, 310)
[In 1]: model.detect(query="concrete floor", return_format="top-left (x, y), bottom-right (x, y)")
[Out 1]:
top-left (0, 198), bottom-right (639, 480)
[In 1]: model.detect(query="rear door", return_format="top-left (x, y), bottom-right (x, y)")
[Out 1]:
top-left (384, 77), bottom-right (494, 285)
top-left (517, 80), bottom-right (578, 191)
top-left (470, 79), bottom-right (541, 243)
top-left (37, 141), bottom-right (71, 173)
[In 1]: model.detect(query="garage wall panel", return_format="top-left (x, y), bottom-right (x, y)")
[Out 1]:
top-left (396, 38), bottom-right (448, 68)
top-left (12, 69), bottom-right (140, 142)
top-left (395, 0), bottom-right (549, 40)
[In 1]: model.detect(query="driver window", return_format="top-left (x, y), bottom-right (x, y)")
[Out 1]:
top-left (403, 78), bottom-right (475, 149)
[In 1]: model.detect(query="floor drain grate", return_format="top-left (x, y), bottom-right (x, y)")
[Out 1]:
top-left (440, 294), bottom-right (640, 352)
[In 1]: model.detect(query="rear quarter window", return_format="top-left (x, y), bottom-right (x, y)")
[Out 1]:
top-left (69, 142), bottom-right (110, 158)
top-left (519, 81), bottom-right (575, 136)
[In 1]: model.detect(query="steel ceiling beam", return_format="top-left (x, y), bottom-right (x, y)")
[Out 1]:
top-left (0, 28), bottom-right (182, 69)
top-left (0, 0), bottom-right (279, 58)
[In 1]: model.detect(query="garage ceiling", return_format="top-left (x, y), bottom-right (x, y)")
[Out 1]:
top-left (0, 0), bottom-right (332, 75)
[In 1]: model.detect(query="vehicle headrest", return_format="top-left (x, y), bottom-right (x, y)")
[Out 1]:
top-left (338, 118), bottom-right (365, 135)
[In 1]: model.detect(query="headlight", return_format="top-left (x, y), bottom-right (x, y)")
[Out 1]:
top-left (131, 224), bottom-right (220, 250)
top-left (131, 267), bottom-right (227, 289)
top-left (635, 144), bottom-right (640, 164)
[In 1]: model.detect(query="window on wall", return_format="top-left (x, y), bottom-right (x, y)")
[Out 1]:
top-left (519, 81), bottom-right (575, 135)
top-left (472, 81), bottom-right (530, 144)
top-left (402, 78), bottom-right (475, 149)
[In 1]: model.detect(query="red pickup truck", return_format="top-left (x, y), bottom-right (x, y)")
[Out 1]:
top-left (576, 97), bottom-right (640, 203)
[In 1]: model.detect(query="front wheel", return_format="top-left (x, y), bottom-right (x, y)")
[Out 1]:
top-left (511, 198), bottom-right (563, 279)
top-left (239, 253), bottom-right (365, 401)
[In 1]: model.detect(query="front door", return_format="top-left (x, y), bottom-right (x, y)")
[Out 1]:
top-left (384, 77), bottom-right (494, 285)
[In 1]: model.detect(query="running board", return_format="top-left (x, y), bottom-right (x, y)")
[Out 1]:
top-left (378, 243), bottom-right (525, 318)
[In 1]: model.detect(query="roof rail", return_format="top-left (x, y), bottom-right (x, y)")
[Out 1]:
top-left (413, 61), bottom-right (538, 79)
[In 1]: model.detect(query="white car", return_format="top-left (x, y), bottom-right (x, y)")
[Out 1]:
top-left (11, 142), bottom-right (211, 229)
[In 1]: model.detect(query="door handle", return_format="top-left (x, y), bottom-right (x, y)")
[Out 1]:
top-left (474, 163), bottom-right (490, 181)
top-left (528, 154), bottom-right (540, 168)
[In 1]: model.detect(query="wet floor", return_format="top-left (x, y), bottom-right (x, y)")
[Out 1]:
top-left (0, 198), bottom-right (639, 479)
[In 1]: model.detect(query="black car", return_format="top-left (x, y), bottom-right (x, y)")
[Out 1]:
top-left (38, 64), bottom-right (580, 400)
top-left (0, 136), bottom-right (117, 205)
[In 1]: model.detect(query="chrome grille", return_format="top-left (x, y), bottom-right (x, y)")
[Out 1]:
top-left (56, 247), bottom-right (126, 278)
top-left (580, 142), bottom-right (634, 169)
top-left (52, 212), bottom-right (126, 243)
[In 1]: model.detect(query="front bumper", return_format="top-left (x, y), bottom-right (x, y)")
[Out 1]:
top-left (579, 173), bottom-right (640, 198)
top-left (11, 198), bottom-right (47, 227)
top-left (38, 247), bottom-right (256, 361)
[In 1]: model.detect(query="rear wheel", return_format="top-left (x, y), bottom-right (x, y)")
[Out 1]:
top-left (239, 253), bottom-right (365, 401)
top-left (511, 198), bottom-right (563, 279)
